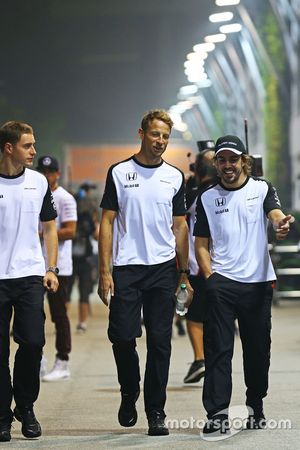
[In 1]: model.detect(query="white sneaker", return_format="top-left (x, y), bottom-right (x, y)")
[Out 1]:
top-left (42, 358), bottom-right (71, 382)
top-left (76, 323), bottom-right (87, 334)
top-left (40, 355), bottom-right (48, 378)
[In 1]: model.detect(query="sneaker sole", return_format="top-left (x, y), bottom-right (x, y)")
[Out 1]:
top-left (42, 376), bottom-right (71, 382)
top-left (76, 327), bottom-right (87, 333)
top-left (184, 367), bottom-right (205, 383)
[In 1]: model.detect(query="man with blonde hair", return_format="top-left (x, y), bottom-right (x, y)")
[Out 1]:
top-left (98, 109), bottom-right (193, 436)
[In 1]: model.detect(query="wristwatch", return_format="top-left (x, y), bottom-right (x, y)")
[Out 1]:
top-left (46, 266), bottom-right (59, 275)
top-left (178, 269), bottom-right (190, 275)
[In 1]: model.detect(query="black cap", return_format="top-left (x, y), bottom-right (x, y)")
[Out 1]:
top-left (36, 155), bottom-right (59, 172)
top-left (215, 135), bottom-right (246, 156)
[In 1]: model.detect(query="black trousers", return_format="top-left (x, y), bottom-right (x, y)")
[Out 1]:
top-left (0, 276), bottom-right (45, 422)
top-left (47, 276), bottom-right (71, 361)
top-left (203, 273), bottom-right (273, 418)
top-left (108, 258), bottom-right (177, 415)
top-left (185, 274), bottom-right (206, 323)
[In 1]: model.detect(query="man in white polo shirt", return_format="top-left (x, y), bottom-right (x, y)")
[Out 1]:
top-left (194, 135), bottom-right (293, 436)
top-left (98, 109), bottom-right (193, 436)
top-left (0, 121), bottom-right (58, 442)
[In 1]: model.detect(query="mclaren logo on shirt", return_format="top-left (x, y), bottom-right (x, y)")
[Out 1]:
top-left (215, 197), bottom-right (226, 207)
top-left (126, 172), bottom-right (137, 181)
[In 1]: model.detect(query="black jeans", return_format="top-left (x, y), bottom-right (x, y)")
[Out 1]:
top-left (0, 276), bottom-right (45, 421)
top-left (108, 258), bottom-right (177, 414)
top-left (203, 273), bottom-right (273, 418)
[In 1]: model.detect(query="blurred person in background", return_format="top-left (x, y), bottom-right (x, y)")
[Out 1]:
top-left (37, 156), bottom-right (77, 381)
top-left (183, 146), bottom-right (218, 385)
top-left (0, 121), bottom-right (58, 442)
top-left (98, 109), bottom-right (193, 436)
top-left (71, 182), bottom-right (99, 332)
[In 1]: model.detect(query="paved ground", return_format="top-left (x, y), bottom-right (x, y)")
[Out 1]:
top-left (4, 292), bottom-right (300, 450)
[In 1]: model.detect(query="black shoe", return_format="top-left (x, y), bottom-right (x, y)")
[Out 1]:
top-left (184, 360), bottom-right (205, 383)
top-left (118, 390), bottom-right (140, 427)
top-left (202, 414), bottom-right (230, 435)
top-left (0, 422), bottom-right (11, 442)
top-left (147, 410), bottom-right (169, 436)
top-left (246, 411), bottom-right (266, 429)
top-left (14, 406), bottom-right (42, 438)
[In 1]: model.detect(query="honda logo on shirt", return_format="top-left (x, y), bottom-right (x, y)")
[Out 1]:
top-left (126, 172), bottom-right (137, 181)
top-left (215, 197), bottom-right (226, 207)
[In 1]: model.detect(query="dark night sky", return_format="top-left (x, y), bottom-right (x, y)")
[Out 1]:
top-left (0, 0), bottom-right (217, 146)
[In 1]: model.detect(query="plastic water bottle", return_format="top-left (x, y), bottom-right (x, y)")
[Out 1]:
top-left (176, 283), bottom-right (188, 316)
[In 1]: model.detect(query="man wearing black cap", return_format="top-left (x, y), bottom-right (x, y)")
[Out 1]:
top-left (37, 156), bottom-right (77, 381)
top-left (194, 135), bottom-right (294, 436)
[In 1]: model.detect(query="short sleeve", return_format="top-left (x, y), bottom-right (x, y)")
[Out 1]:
top-left (193, 193), bottom-right (210, 237)
top-left (40, 186), bottom-right (57, 222)
top-left (172, 173), bottom-right (186, 216)
top-left (100, 165), bottom-right (119, 211)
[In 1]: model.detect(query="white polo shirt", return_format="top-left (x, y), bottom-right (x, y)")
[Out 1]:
top-left (101, 156), bottom-right (186, 266)
top-left (194, 176), bottom-right (281, 282)
top-left (0, 168), bottom-right (57, 279)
